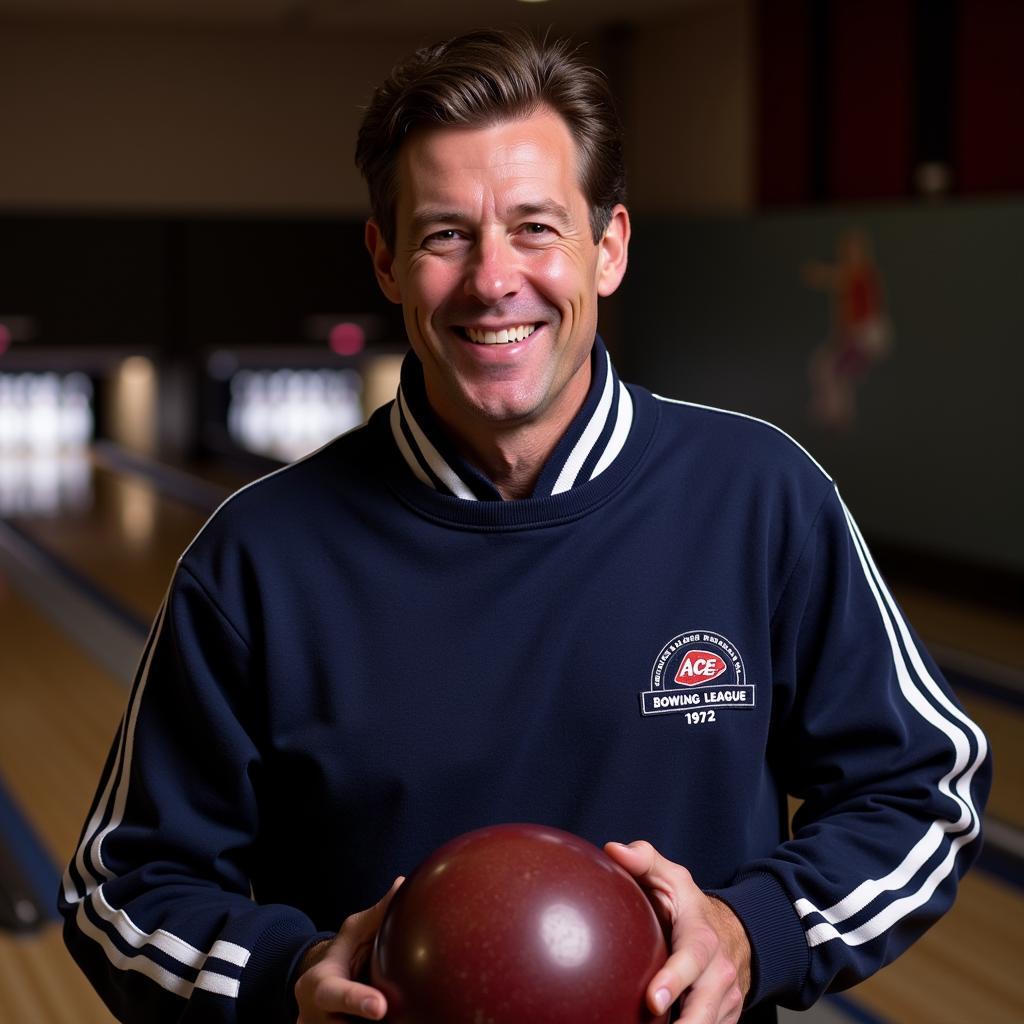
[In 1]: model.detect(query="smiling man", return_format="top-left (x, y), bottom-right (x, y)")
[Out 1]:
top-left (364, 109), bottom-right (629, 497)
top-left (61, 28), bottom-right (989, 1024)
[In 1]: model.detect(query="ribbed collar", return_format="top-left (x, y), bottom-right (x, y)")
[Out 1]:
top-left (388, 337), bottom-right (637, 502)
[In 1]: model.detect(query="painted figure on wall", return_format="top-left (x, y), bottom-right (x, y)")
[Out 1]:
top-left (803, 228), bottom-right (893, 432)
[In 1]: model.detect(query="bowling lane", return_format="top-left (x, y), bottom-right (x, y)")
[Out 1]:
top-left (0, 927), bottom-right (116, 1024)
top-left (0, 568), bottom-right (123, 1024)
top-left (0, 583), bottom-right (125, 859)
top-left (7, 448), bottom-right (219, 623)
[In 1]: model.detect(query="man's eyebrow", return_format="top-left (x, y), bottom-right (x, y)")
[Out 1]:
top-left (508, 201), bottom-right (574, 226)
top-left (408, 209), bottom-right (464, 239)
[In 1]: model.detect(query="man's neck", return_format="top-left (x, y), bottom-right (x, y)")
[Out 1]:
top-left (450, 426), bottom-right (556, 500)
top-left (431, 380), bottom-right (591, 500)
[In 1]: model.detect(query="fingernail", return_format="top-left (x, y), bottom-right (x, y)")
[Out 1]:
top-left (653, 987), bottom-right (671, 1013)
top-left (361, 997), bottom-right (380, 1017)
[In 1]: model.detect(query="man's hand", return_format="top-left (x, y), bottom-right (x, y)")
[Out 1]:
top-left (605, 841), bottom-right (750, 1024)
top-left (295, 877), bottom-right (404, 1023)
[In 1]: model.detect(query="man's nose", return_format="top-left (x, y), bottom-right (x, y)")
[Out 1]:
top-left (464, 233), bottom-right (523, 304)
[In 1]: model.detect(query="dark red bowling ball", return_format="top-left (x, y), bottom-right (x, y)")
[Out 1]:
top-left (370, 823), bottom-right (669, 1024)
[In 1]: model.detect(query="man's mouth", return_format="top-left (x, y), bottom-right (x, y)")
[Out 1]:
top-left (461, 324), bottom-right (538, 346)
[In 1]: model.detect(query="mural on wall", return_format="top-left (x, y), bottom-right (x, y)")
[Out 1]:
top-left (802, 228), bottom-right (893, 433)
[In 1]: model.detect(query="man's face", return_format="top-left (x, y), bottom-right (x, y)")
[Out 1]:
top-left (367, 108), bottom-right (629, 443)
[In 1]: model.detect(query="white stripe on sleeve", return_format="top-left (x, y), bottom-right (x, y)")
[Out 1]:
top-left (792, 494), bottom-right (986, 948)
top-left (64, 596), bottom-right (250, 999)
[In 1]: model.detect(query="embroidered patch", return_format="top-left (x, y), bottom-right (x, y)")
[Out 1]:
top-left (640, 630), bottom-right (755, 717)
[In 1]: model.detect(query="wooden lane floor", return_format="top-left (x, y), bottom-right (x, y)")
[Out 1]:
top-left (5, 452), bottom-right (215, 624)
top-left (1, 448), bottom-right (1022, 1023)
top-left (0, 568), bottom-right (123, 1024)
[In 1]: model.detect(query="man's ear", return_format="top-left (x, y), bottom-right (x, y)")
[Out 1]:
top-left (596, 204), bottom-right (631, 298)
top-left (365, 219), bottom-right (403, 304)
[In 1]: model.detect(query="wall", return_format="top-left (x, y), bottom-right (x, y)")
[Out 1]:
top-left (0, 21), bottom-right (426, 212)
top-left (619, 200), bottom-right (1024, 572)
top-left (625, 0), bottom-right (755, 214)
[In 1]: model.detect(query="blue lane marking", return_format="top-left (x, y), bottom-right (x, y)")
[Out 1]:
top-left (0, 778), bottom-right (60, 924)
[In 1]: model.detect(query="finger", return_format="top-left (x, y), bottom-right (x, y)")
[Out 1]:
top-left (298, 878), bottom-right (407, 1023)
top-left (645, 919), bottom-right (722, 1018)
top-left (673, 953), bottom-right (743, 1024)
top-left (312, 975), bottom-right (387, 1019)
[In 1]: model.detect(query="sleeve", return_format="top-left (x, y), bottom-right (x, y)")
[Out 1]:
top-left (709, 485), bottom-right (992, 1010)
top-left (58, 565), bottom-right (331, 1024)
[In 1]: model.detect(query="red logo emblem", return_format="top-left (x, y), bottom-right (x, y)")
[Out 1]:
top-left (674, 650), bottom-right (728, 686)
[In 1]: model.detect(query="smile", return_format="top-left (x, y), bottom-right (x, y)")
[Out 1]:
top-left (462, 324), bottom-right (538, 346)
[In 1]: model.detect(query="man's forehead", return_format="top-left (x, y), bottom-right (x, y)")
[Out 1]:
top-left (395, 110), bottom-right (585, 212)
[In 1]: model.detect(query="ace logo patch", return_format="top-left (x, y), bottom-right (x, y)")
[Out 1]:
top-left (640, 630), bottom-right (755, 718)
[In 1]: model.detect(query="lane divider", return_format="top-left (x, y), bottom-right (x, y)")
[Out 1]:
top-left (91, 441), bottom-right (232, 513)
top-left (0, 781), bottom-right (57, 931)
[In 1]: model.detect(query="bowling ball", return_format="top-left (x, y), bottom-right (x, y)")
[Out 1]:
top-left (370, 823), bottom-right (669, 1024)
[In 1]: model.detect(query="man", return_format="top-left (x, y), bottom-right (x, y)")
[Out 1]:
top-left (60, 29), bottom-right (990, 1024)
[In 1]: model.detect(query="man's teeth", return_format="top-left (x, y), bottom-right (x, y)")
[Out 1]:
top-left (464, 324), bottom-right (537, 345)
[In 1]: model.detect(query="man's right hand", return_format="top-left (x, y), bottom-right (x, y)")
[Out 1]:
top-left (295, 877), bottom-right (404, 1023)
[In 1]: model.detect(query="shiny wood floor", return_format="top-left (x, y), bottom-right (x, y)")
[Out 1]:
top-left (9, 458), bottom-right (206, 620)
top-left (0, 578), bottom-right (126, 1023)
top-left (1, 447), bottom-right (1021, 1024)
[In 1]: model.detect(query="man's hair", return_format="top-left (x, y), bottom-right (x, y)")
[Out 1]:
top-left (355, 28), bottom-right (626, 248)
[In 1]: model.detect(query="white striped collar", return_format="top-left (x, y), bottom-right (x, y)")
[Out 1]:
top-left (389, 338), bottom-right (635, 501)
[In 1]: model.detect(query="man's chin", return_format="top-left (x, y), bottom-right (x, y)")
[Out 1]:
top-left (437, 383), bottom-right (548, 433)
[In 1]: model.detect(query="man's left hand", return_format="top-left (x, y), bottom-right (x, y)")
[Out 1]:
top-left (604, 840), bottom-right (751, 1024)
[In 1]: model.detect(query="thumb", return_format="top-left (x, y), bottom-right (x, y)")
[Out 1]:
top-left (604, 840), bottom-right (661, 881)
top-left (326, 875), bottom-right (407, 972)
top-left (604, 841), bottom-right (688, 925)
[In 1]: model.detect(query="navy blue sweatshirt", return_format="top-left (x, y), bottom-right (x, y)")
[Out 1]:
top-left (60, 340), bottom-right (991, 1022)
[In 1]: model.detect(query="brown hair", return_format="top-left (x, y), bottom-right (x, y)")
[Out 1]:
top-left (355, 28), bottom-right (626, 248)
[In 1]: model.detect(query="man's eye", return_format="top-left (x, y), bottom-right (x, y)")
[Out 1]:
top-left (424, 229), bottom-right (463, 245)
top-left (522, 223), bottom-right (550, 235)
